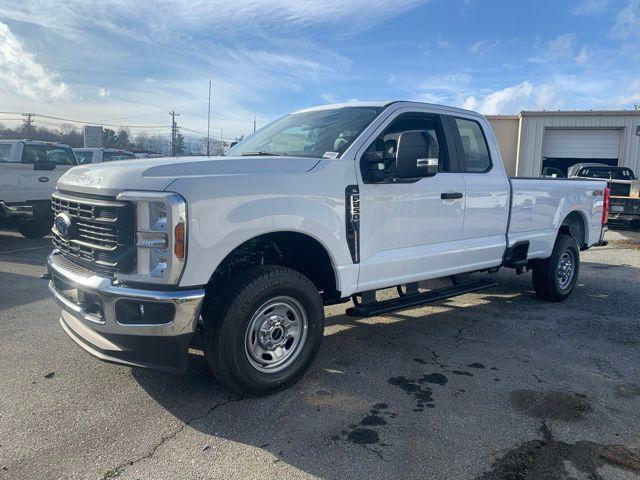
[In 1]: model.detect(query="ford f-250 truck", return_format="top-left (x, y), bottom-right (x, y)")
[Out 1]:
top-left (46, 102), bottom-right (609, 396)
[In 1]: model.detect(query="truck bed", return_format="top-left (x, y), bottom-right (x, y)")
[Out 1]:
top-left (507, 177), bottom-right (606, 260)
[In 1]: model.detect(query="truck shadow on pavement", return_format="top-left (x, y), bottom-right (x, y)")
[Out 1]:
top-left (130, 263), bottom-right (640, 480)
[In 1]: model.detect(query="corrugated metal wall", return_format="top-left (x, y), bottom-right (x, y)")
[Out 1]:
top-left (516, 113), bottom-right (640, 177)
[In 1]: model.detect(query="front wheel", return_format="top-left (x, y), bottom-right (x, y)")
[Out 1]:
top-left (531, 234), bottom-right (580, 302)
top-left (203, 265), bottom-right (324, 396)
top-left (17, 219), bottom-right (51, 239)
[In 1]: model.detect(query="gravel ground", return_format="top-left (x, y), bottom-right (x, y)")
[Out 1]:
top-left (0, 228), bottom-right (639, 480)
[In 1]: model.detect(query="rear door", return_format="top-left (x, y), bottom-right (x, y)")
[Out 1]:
top-left (0, 142), bottom-right (35, 203)
top-left (449, 116), bottom-right (510, 270)
top-left (355, 109), bottom-right (467, 291)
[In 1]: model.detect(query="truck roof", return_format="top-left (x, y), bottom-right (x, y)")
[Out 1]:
top-left (0, 139), bottom-right (72, 148)
top-left (74, 148), bottom-right (134, 154)
top-left (292, 101), bottom-right (482, 118)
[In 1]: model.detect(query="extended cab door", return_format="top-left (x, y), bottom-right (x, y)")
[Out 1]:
top-left (449, 115), bottom-right (510, 270)
top-left (355, 110), bottom-right (466, 291)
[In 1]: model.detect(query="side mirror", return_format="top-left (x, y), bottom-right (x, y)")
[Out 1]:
top-left (395, 130), bottom-right (439, 179)
top-left (33, 160), bottom-right (56, 171)
top-left (229, 141), bottom-right (239, 148)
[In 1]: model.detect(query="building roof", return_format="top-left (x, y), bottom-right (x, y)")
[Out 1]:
top-left (521, 110), bottom-right (640, 117)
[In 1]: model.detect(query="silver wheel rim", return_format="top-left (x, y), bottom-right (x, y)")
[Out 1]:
top-left (557, 251), bottom-right (575, 289)
top-left (244, 296), bottom-right (308, 373)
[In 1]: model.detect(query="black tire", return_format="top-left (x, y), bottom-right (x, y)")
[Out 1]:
top-left (203, 265), bottom-right (324, 396)
top-left (17, 219), bottom-right (51, 239)
top-left (531, 234), bottom-right (580, 302)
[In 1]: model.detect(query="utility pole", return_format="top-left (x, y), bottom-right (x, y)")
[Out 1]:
top-left (207, 80), bottom-right (212, 156)
top-left (22, 113), bottom-right (35, 139)
top-left (170, 111), bottom-right (180, 156)
top-left (220, 128), bottom-right (223, 153)
top-left (253, 112), bottom-right (256, 133)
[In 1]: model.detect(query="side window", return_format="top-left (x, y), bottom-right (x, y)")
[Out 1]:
top-left (75, 151), bottom-right (93, 164)
top-left (361, 113), bottom-right (449, 183)
top-left (22, 145), bottom-right (74, 165)
top-left (454, 118), bottom-right (491, 173)
top-left (0, 144), bottom-right (13, 162)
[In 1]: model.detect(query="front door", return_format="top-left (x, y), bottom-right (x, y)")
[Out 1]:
top-left (355, 110), bottom-right (466, 292)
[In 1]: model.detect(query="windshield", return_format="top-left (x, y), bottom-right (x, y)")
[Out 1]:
top-left (577, 167), bottom-right (636, 180)
top-left (225, 107), bottom-right (384, 158)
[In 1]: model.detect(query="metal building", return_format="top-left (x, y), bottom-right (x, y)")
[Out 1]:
top-left (487, 110), bottom-right (640, 177)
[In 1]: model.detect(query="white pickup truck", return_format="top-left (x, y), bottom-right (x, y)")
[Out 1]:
top-left (0, 140), bottom-right (77, 238)
top-left (46, 102), bottom-right (609, 396)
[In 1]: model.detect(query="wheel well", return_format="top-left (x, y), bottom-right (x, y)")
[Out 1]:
top-left (205, 232), bottom-right (339, 303)
top-left (559, 211), bottom-right (586, 249)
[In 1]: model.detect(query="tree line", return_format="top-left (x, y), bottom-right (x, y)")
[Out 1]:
top-left (0, 123), bottom-right (225, 156)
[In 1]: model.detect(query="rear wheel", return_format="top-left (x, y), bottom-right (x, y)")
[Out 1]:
top-left (17, 219), bottom-right (51, 239)
top-left (203, 265), bottom-right (324, 396)
top-left (531, 234), bottom-right (580, 302)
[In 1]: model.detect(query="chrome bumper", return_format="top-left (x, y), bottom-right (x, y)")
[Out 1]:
top-left (47, 251), bottom-right (205, 372)
top-left (0, 201), bottom-right (33, 217)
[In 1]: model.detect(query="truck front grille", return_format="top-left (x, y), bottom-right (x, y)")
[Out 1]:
top-left (51, 192), bottom-right (135, 275)
top-left (609, 183), bottom-right (631, 197)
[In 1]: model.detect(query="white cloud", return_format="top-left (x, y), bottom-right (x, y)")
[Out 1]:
top-left (0, 21), bottom-right (70, 101)
top-left (437, 38), bottom-right (454, 49)
top-left (144, 77), bottom-right (156, 84)
top-left (98, 88), bottom-right (110, 97)
top-left (610, 0), bottom-right (640, 39)
top-left (461, 81), bottom-right (562, 114)
top-left (530, 33), bottom-right (576, 63)
top-left (469, 40), bottom-right (499, 56)
top-left (573, 0), bottom-right (607, 15)
top-left (0, 0), bottom-right (429, 42)
top-left (575, 45), bottom-right (590, 64)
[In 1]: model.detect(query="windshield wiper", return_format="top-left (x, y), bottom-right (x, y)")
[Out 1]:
top-left (240, 151), bottom-right (288, 156)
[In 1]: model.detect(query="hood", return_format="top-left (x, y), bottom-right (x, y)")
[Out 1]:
top-left (57, 155), bottom-right (322, 197)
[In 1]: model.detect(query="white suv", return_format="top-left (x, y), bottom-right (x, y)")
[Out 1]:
top-left (0, 140), bottom-right (77, 238)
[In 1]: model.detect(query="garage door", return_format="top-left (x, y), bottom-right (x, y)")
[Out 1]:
top-left (542, 129), bottom-right (621, 159)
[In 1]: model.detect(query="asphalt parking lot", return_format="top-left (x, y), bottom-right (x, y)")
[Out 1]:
top-left (1, 229), bottom-right (639, 480)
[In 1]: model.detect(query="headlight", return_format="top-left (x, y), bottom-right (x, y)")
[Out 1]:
top-left (115, 191), bottom-right (187, 285)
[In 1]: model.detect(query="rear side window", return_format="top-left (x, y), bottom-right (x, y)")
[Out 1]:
top-left (102, 151), bottom-right (136, 162)
top-left (454, 118), bottom-right (491, 173)
top-left (75, 151), bottom-right (94, 164)
top-left (0, 144), bottom-right (12, 162)
top-left (22, 145), bottom-right (75, 165)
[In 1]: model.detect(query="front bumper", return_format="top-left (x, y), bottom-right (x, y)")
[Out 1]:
top-left (47, 251), bottom-right (205, 373)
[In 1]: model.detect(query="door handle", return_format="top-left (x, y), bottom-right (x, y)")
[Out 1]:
top-left (441, 192), bottom-right (463, 200)
top-left (38, 177), bottom-right (50, 183)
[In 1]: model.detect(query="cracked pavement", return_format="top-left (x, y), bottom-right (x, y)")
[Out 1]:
top-left (0, 229), bottom-right (639, 480)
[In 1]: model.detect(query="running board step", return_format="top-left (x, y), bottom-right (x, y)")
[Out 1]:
top-left (345, 278), bottom-right (497, 318)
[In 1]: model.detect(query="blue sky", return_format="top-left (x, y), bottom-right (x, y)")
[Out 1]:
top-left (0, 0), bottom-right (639, 139)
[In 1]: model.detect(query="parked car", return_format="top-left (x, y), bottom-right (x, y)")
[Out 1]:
top-left (73, 148), bottom-right (137, 164)
top-left (0, 140), bottom-right (77, 238)
top-left (568, 163), bottom-right (640, 226)
top-left (46, 101), bottom-right (608, 396)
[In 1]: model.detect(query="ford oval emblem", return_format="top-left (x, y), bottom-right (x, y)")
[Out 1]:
top-left (54, 213), bottom-right (72, 239)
